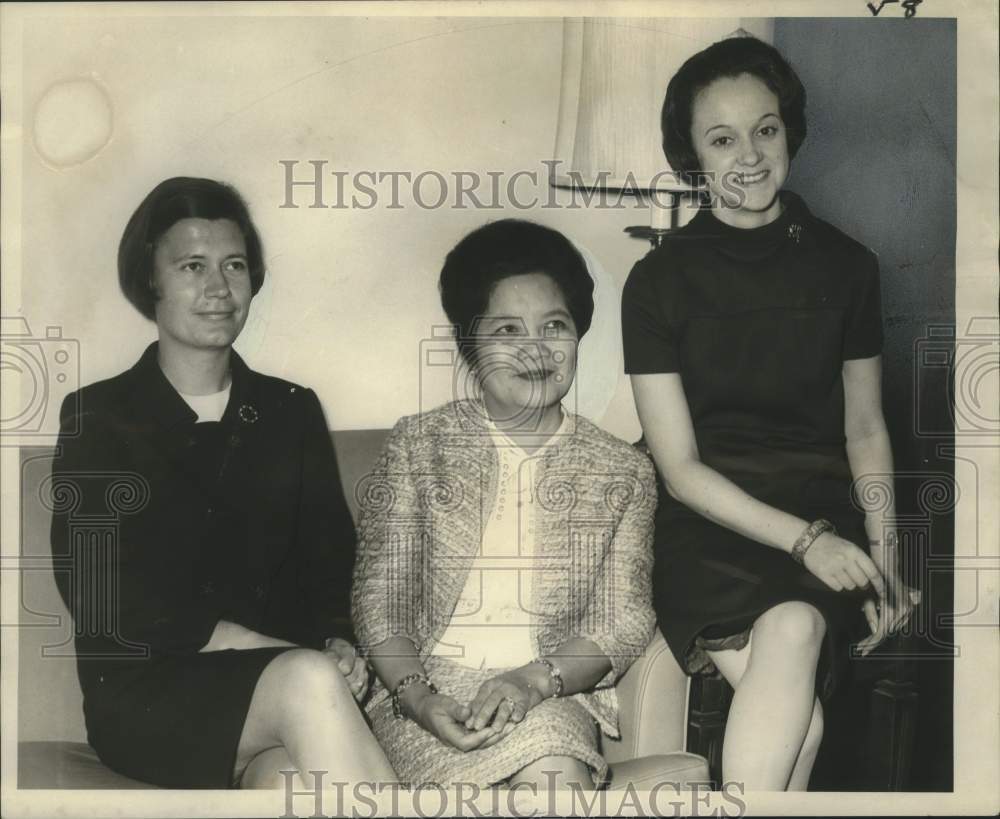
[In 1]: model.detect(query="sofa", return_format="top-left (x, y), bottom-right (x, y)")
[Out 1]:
top-left (16, 430), bottom-right (708, 790)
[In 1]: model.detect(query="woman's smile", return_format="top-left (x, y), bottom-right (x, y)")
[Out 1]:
top-left (513, 357), bottom-right (560, 381)
top-left (196, 308), bottom-right (237, 321)
top-left (472, 272), bottom-right (578, 430)
top-left (736, 169), bottom-right (770, 185)
top-left (515, 368), bottom-right (558, 381)
top-left (690, 72), bottom-right (790, 229)
top-left (151, 218), bottom-right (252, 354)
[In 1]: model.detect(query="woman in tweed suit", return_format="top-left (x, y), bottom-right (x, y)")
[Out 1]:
top-left (351, 220), bottom-right (657, 790)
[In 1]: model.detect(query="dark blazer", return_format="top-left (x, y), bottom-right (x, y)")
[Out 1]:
top-left (50, 343), bottom-right (356, 700)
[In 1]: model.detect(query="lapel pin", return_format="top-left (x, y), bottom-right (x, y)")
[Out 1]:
top-left (238, 404), bottom-right (260, 424)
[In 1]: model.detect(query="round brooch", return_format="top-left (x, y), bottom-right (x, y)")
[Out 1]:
top-left (238, 404), bottom-right (260, 424)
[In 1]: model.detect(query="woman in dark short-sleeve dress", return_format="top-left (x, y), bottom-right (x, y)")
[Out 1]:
top-left (621, 37), bottom-right (920, 790)
top-left (50, 177), bottom-right (397, 789)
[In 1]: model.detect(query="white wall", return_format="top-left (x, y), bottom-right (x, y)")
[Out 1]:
top-left (17, 13), bottom-right (709, 442)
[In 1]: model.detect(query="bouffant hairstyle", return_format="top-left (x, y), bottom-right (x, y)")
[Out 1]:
top-left (439, 219), bottom-right (594, 368)
top-left (661, 36), bottom-right (807, 186)
top-left (118, 177), bottom-right (265, 320)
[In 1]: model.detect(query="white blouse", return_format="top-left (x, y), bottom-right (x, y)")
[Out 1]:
top-left (178, 383), bottom-right (231, 423)
top-left (432, 412), bottom-right (570, 670)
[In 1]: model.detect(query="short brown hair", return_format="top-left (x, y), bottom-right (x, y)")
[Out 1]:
top-left (118, 177), bottom-right (265, 320)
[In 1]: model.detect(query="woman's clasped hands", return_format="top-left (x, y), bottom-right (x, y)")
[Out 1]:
top-left (402, 666), bottom-right (548, 753)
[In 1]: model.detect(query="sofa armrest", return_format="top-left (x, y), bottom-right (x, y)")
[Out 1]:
top-left (604, 628), bottom-right (691, 764)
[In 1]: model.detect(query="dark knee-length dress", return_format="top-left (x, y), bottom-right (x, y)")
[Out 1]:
top-left (50, 343), bottom-right (356, 787)
top-left (622, 191), bottom-right (881, 700)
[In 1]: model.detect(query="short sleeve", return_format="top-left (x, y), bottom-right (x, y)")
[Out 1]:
top-left (621, 257), bottom-right (679, 374)
top-left (842, 251), bottom-right (885, 360)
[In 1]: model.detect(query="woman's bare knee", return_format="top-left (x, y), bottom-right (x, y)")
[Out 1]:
top-left (264, 648), bottom-right (353, 707)
top-left (754, 602), bottom-right (825, 650)
top-left (234, 648), bottom-right (354, 776)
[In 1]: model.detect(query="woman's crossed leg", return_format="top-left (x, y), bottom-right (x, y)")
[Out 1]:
top-left (233, 648), bottom-right (397, 789)
top-left (706, 601), bottom-right (826, 791)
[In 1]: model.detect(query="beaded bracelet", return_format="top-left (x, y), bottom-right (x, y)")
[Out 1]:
top-left (533, 657), bottom-right (564, 698)
top-left (391, 673), bottom-right (437, 720)
top-left (790, 519), bottom-right (836, 565)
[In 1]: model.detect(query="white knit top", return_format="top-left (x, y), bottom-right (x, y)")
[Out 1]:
top-left (177, 383), bottom-right (231, 423)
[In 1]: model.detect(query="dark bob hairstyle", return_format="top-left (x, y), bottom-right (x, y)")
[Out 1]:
top-left (439, 219), bottom-right (594, 367)
top-left (118, 177), bottom-right (266, 320)
top-left (661, 36), bottom-right (807, 186)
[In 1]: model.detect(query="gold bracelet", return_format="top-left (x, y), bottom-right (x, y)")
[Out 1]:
top-left (790, 519), bottom-right (836, 565)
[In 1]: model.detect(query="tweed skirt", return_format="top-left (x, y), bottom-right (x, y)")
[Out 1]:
top-left (368, 656), bottom-right (607, 788)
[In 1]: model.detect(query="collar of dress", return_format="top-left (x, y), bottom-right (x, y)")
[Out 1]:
top-left (480, 405), bottom-right (571, 458)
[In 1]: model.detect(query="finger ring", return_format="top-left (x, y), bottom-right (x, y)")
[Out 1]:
top-left (501, 696), bottom-right (517, 710)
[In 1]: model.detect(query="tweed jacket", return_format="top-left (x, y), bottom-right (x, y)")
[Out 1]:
top-left (351, 400), bottom-right (657, 737)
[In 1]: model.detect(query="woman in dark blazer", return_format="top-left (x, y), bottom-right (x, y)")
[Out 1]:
top-left (50, 177), bottom-right (396, 789)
